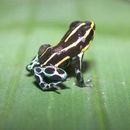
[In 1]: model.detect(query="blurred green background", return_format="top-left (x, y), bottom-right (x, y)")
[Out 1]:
top-left (0, 0), bottom-right (130, 130)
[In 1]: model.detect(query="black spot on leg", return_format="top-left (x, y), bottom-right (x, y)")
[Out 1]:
top-left (57, 68), bottom-right (65, 74)
top-left (50, 83), bottom-right (54, 88)
top-left (45, 67), bottom-right (55, 74)
top-left (35, 67), bottom-right (42, 73)
top-left (40, 82), bottom-right (46, 89)
top-left (50, 75), bottom-right (62, 81)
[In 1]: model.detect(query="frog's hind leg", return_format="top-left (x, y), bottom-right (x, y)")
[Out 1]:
top-left (26, 55), bottom-right (40, 73)
top-left (34, 65), bottom-right (67, 91)
top-left (34, 66), bottom-right (63, 90)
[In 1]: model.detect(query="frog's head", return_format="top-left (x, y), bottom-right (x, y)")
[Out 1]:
top-left (62, 21), bottom-right (95, 45)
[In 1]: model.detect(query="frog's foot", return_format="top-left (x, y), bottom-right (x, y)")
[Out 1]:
top-left (84, 78), bottom-right (93, 87)
top-left (26, 55), bottom-right (40, 73)
top-left (40, 82), bottom-right (63, 91)
top-left (76, 77), bottom-right (92, 87)
top-left (34, 65), bottom-right (67, 91)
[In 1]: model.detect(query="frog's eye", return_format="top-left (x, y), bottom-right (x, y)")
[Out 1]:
top-left (69, 21), bottom-right (80, 29)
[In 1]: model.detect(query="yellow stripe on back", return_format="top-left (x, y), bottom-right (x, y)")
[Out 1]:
top-left (65, 23), bottom-right (86, 42)
top-left (81, 44), bottom-right (90, 52)
top-left (81, 24), bottom-right (94, 52)
top-left (90, 21), bottom-right (95, 28)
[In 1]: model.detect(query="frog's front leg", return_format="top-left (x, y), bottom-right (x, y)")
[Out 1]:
top-left (74, 52), bottom-right (86, 87)
top-left (34, 65), bottom-right (67, 90)
top-left (26, 55), bottom-right (40, 73)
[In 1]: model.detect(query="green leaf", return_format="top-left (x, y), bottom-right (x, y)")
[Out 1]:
top-left (0, 0), bottom-right (130, 130)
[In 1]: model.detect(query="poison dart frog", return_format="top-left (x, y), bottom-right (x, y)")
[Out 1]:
top-left (26, 20), bottom-right (95, 90)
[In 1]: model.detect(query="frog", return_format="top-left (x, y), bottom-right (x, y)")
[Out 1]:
top-left (26, 20), bottom-right (95, 90)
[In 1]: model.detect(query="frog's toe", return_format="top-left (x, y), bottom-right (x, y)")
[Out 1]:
top-left (84, 78), bottom-right (93, 87)
top-left (26, 64), bottom-right (33, 72)
top-left (40, 82), bottom-right (50, 90)
top-left (76, 78), bottom-right (93, 87)
top-left (26, 64), bottom-right (40, 73)
top-left (39, 82), bottom-right (60, 91)
top-left (26, 55), bottom-right (40, 73)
